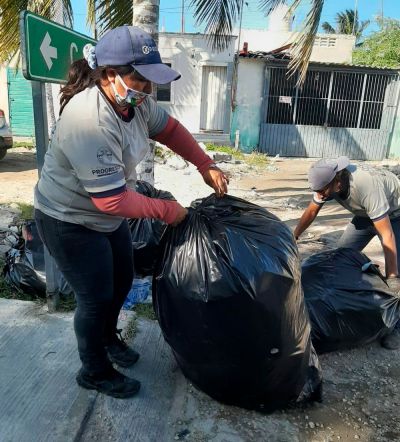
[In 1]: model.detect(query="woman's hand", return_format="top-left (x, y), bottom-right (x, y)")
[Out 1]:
top-left (171, 204), bottom-right (188, 226)
top-left (202, 166), bottom-right (229, 198)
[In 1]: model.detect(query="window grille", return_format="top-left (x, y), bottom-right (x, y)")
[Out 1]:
top-left (266, 68), bottom-right (397, 129)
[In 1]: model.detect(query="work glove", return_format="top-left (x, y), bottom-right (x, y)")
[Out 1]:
top-left (386, 276), bottom-right (400, 297)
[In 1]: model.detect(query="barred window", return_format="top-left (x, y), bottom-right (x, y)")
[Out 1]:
top-left (266, 68), bottom-right (296, 124)
top-left (328, 72), bottom-right (363, 128)
top-left (296, 71), bottom-right (330, 126)
top-left (266, 68), bottom-right (396, 130)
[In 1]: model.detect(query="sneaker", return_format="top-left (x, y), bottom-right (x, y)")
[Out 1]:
top-left (380, 329), bottom-right (400, 350)
top-left (76, 366), bottom-right (141, 399)
top-left (105, 329), bottom-right (140, 368)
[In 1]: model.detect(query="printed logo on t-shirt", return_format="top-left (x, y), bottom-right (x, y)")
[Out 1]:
top-left (91, 165), bottom-right (121, 178)
top-left (97, 147), bottom-right (113, 165)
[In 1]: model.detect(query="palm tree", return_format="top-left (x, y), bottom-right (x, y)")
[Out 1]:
top-left (132, 1), bottom-right (159, 183)
top-left (322, 9), bottom-right (369, 42)
top-left (82, 0), bottom-right (327, 85)
top-left (190, 0), bottom-right (324, 84)
top-left (0, 0), bottom-right (327, 90)
top-left (0, 1), bottom-right (73, 65)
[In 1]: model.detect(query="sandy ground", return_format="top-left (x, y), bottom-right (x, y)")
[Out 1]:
top-left (1, 147), bottom-right (400, 441)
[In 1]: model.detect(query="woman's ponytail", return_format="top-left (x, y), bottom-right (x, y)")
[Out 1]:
top-left (59, 59), bottom-right (104, 115)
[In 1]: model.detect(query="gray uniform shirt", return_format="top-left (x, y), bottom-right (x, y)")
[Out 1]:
top-left (313, 165), bottom-right (400, 221)
top-left (34, 86), bottom-right (168, 232)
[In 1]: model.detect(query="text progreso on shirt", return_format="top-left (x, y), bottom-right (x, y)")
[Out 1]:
top-left (91, 165), bottom-right (121, 177)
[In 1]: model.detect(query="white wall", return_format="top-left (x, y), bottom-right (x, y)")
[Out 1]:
top-left (158, 33), bottom-right (236, 133)
top-left (237, 30), bottom-right (355, 64)
top-left (0, 66), bottom-right (10, 123)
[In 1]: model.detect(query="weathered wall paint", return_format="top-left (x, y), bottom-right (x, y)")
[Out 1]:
top-left (158, 33), bottom-right (235, 134)
top-left (7, 69), bottom-right (35, 137)
top-left (389, 93), bottom-right (400, 158)
top-left (230, 58), bottom-right (265, 152)
top-left (235, 29), bottom-right (355, 64)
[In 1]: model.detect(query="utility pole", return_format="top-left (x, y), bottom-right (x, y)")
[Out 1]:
top-left (352, 0), bottom-right (358, 35)
top-left (181, 0), bottom-right (185, 33)
top-left (381, 0), bottom-right (384, 20)
top-left (231, 0), bottom-right (245, 112)
top-left (237, 0), bottom-right (245, 55)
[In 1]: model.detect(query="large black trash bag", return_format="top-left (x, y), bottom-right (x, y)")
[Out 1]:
top-left (3, 221), bottom-right (72, 297)
top-left (128, 181), bottom-right (176, 277)
top-left (302, 247), bottom-right (400, 354)
top-left (153, 194), bottom-right (322, 411)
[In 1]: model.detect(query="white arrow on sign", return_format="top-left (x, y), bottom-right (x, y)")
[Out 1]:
top-left (40, 32), bottom-right (57, 70)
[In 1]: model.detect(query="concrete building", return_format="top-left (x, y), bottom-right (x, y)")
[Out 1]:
top-left (157, 32), bottom-right (236, 143)
top-left (238, 31), bottom-right (355, 65)
top-left (236, 3), bottom-right (355, 65)
top-left (231, 52), bottom-right (400, 159)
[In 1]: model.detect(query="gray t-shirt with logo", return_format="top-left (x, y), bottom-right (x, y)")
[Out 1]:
top-left (34, 86), bottom-right (168, 232)
top-left (313, 164), bottom-right (400, 221)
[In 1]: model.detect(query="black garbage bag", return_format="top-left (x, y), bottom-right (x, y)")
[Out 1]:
top-left (3, 220), bottom-right (72, 297)
top-left (128, 181), bottom-right (176, 277)
top-left (302, 247), bottom-right (400, 354)
top-left (153, 194), bottom-right (322, 411)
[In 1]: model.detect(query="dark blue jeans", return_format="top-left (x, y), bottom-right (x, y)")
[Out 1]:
top-left (337, 216), bottom-right (400, 271)
top-left (35, 210), bottom-right (134, 374)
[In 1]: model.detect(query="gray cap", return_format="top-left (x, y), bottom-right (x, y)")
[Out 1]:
top-left (308, 156), bottom-right (350, 191)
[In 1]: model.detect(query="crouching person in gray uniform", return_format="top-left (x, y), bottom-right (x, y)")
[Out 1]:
top-left (294, 156), bottom-right (400, 350)
top-left (34, 26), bottom-right (228, 398)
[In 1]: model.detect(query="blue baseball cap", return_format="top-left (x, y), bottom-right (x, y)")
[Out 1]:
top-left (308, 156), bottom-right (350, 191)
top-left (95, 26), bottom-right (181, 84)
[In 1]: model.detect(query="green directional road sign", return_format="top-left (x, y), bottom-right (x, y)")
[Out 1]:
top-left (20, 11), bottom-right (96, 83)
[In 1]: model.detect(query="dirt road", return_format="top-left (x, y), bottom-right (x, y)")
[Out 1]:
top-left (1, 147), bottom-right (399, 441)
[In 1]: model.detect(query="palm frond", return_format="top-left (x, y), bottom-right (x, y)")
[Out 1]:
top-left (190, 0), bottom-right (242, 51)
top-left (258, 0), bottom-right (285, 15)
top-left (0, 0), bottom-right (74, 65)
top-left (0, 0), bottom-right (73, 65)
top-left (357, 19), bottom-right (370, 38)
top-left (95, 0), bottom-right (132, 36)
top-left (86, 0), bottom-right (97, 36)
top-left (287, 0), bottom-right (324, 86)
top-left (60, 0), bottom-right (73, 27)
top-left (322, 21), bottom-right (335, 33)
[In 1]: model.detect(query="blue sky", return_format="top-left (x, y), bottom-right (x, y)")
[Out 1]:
top-left (71, 0), bottom-right (400, 37)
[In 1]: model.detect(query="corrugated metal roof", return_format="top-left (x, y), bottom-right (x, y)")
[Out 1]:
top-left (239, 50), bottom-right (400, 72)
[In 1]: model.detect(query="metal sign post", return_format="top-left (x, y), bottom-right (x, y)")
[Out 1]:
top-left (19, 11), bottom-right (96, 311)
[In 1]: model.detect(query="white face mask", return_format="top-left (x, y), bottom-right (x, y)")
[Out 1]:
top-left (111, 74), bottom-right (150, 108)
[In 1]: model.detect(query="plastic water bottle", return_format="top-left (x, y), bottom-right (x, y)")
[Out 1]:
top-left (122, 277), bottom-right (152, 310)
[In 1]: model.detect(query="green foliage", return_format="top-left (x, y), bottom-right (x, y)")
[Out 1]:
top-left (58, 296), bottom-right (77, 311)
top-left (205, 143), bottom-right (270, 168)
top-left (205, 143), bottom-right (240, 155)
top-left (0, 1), bottom-right (73, 65)
top-left (0, 259), bottom-right (43, 302)
top-left (0, 265), bottom-right (75, 310)
top-left (353, 19), bottom-right (400, 68)
top-left (134, 303), bottom-right (157, 321)
top-left (322, 9), bottom-right (369, 42)
top-left (16, 203), bottom-right (34, 221)
top-left (12, 141), bottom-right (35, 149)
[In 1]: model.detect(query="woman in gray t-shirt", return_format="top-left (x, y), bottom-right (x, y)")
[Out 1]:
top-left (34, 26), bottom-right (228, 399)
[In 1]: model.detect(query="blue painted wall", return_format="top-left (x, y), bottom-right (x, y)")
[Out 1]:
top-left (230, 59), bottom-right (265, 153)
top-left (7, 69), bottom-right (35, 137)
